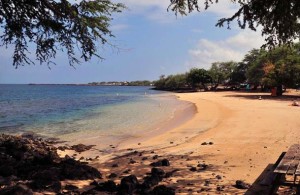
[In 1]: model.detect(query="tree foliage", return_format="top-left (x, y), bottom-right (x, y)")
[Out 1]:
top-left (187, 68), bottom-right (211, 90)
top-left (168, 0), bottom-right (300, 47)
top-left (154, 43), bottom-right (300, 95)
top-left (0, 0), bottom-right (124, 68)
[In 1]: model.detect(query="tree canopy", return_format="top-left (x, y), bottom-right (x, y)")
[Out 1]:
top-left (168, 0), bottom-right (300, 48)
top-left (154, 43), bottom-right (300, 95)
top-left (0, 0), bottom-right (124, 68)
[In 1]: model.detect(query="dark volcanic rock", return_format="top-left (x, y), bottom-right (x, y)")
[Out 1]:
top-left (61, 158), bottom-right (102, 180)
top-left (150, 159), bottom-right (170, 167)
top-left (70, 144), bottom-right (94, 153)
top-left (0, 184), bottom-right (33, 195)
top-left (65, 184), bottom-right (79, 191)
top-left (118, 175), bottom-right (139, 194)
top-left (235, 180), bottom-right (250, 189)
top-left (108, 173), bottom-right (118, 179)
top-left (97, 180), bottom-right (118, 192)
top-left (0, 134), bottom-right (102, 193)
top-left (142, 175), bottom-right (160, 189)
top-left (151, 168), bottom-right (165, 180)
top-left (151, 185), bottom-right (175, 195)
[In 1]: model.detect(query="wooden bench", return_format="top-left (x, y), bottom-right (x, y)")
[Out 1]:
top-left (274, 144), bottom-right (300, 185)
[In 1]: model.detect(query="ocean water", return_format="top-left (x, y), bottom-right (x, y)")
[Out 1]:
top-left (0, 84), bottom-right (193, 144)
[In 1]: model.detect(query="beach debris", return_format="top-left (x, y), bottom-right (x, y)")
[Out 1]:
top-left (138, 143), bottom-right (141, 145)
top-left (224, 161), bottom-right (228, 164)
top-left (235, 180), bottom-right (250, 189)
top-left (170, 141), bottom-right (174, 144)
top-left (258, 96), bottom-right (262, 100)
top-left (201, 142), bottom-right (208, 145)
top-left (208, 141), bottom-right (214, 145)
top-left (150, 159), bottom-right (170, 167)
top-left (151, 185), bottom-right (175, 195)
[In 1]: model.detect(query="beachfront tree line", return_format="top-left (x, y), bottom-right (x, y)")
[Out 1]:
top-left (154, 43), bottom-right (300, 96)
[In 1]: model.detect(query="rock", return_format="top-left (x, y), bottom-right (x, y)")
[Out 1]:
top-left (61, 158), bottom-right (102, 180)
top-left (235, 180), bottom-right (250, 189)
top-left (216, 175), bottom-right (222, 180)
top-left (129, 159), bottom-right (136, 164)
top-left (142, 175), bottom-right (160, 188)
top-left (216, 185), bottom-right (224, 191)
top-left (204, 180), bottom-right (210, 186)
top-left (108, 173), bottom-right (118, 179)
top-left (197, 163), bottom-right (208, 170)
top-left (152, 155), bottom-right (159, 160)
top-left (150, 159), bottom-right (170, 167)
top-left (0, 165), bottom-right (15, 177)
top-left (0, 184), bottom-right (33, 195)
top-left (112, 163), bottom-right (119, 167)
top-left (70, 144), bottom-right (94, 153)
top-left (123, 169), bottom-right (131, 174)
top-left (119, 175), bottom-right (139, 194)
top-left (201, 142), bottom-right (207, 145)
top-left (189, 167), bottom-right (197, 172)
top-left (165, 169), bottom-right (179, 178)
top-left (208, 142), bottom-right (214, 145)
top-left (151, 185), bottom-right (175, 195)
top-left (142, 157), bottom-right (148, 161)
top-left (151, 168), bottom-right (165, 180)
top-left (97, 180), bottom-right (117, 192)
top-left (65, 184), bottom-right (79, 191)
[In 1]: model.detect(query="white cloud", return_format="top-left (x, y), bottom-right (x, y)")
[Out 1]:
top-left (186, 30), bottom-right (265, 69)
top-left (116, 0), bottom-right (238, 23)
top-left (110, 24), bottom-right (129, 31)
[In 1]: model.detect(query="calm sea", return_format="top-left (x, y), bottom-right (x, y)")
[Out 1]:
top-left (0, 84), bottom-right (192, 144)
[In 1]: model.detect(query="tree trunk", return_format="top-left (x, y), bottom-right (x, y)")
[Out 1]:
top-left (276, 85), bottom-right (283, 96)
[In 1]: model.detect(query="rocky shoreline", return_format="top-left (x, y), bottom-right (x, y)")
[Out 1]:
top-left (0, 133), bottom-right (255, 194)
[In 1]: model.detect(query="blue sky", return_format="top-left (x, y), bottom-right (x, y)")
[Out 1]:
top-left (0, 0), bottom-right (265, 84)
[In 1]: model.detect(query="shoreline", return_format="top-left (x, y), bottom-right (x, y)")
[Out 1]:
top-left (90, 90), bottom-right (300, 193)
top-left (4, 90), bottom-right (300, 194)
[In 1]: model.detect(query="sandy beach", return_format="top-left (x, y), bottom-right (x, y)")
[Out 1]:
top-left (54, 90), bottom-right (300, 194)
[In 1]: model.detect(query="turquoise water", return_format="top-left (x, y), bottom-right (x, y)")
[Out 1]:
top-left (0, 85), bottom-right (191, 142)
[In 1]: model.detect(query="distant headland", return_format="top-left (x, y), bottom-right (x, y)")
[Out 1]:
top-left (28, 80), bottom-right (154, 86)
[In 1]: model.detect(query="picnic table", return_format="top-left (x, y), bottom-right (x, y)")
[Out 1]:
top-left (274, 144), bottom-right (300, 185)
